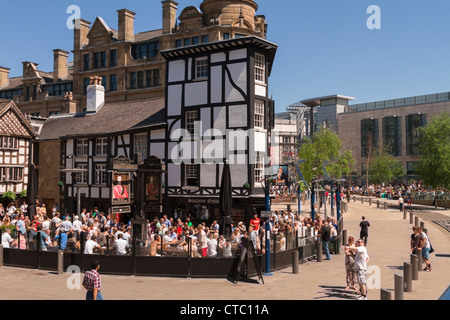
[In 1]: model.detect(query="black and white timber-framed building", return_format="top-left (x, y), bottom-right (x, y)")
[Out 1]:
top-left (161, 36), bottom-right (278, 225)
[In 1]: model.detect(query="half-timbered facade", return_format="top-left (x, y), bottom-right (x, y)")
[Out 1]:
top-left (0, 100), bottom-right (35, 197)
top-left (161, 36), bottom-right (277, 225)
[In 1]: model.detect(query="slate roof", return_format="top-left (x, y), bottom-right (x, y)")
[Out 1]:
top-left (38, 98), bottom-right (166, 141)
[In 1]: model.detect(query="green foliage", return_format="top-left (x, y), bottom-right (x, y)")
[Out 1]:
top-left (19, 190), bottom-right (27, 198)
top-left (416, 112), bottom-right (450, 189)
top-left (369, 153), bottom-right (404, 184)
top-left (243, 182), bottom-right (251, 190)
top-left (298, 127), bottom-right (354, 184)
top-left (2, 191), bottom-right (17, 203)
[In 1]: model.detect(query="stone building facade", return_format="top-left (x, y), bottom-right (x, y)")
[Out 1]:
top-left (1, 0), bottom-right (267, 118)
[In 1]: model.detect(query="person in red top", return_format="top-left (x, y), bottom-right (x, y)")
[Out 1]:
top-left (250, 214), bottom-right (261, 231)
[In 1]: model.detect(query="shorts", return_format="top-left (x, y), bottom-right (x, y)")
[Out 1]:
top-left (422, 247), bottom-right (430, 260)
top-left (356, 269), bottom-right (367, 285)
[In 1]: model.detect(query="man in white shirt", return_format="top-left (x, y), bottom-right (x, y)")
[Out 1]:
top-left (1, 228), bottom-right (14, 248)
top-left (197, 225), bottom-right (208, 257)
top-left (61, 216), bottom-right (73, 232)
top-left (351, 239), bottom-right (370, 300)
top-left (72, 216), bottom-right (82, 234)
top-left (206, 233), bottom-right (218, 257)
top-left (42, 217), bottom-right (51, 232)
top-left (114, 234), bottom-right (129, 255)
top-left (84, 236), bottom-right (101, 255)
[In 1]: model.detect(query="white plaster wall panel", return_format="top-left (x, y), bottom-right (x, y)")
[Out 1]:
top-left (168, 119), bottom-right (181, 139)
top-left (225, 73), bottom-right (245, 103)
top-left (211, 66), bottom-right (223, 104)
top-left (228, 105), bottom-right (248, 128)
top-left (201, 108), bottom-right (211, 136)
top-left (11, 157), bottom-right (17, 164)
top-left (102, 188), bottom-right (110, 199)
top-left (122, 134), bottom-right (130, 145)
top-left (168, 142), bottom-right (180, 163)
top-left (151, 129), bottom-right (165, 140)
top-left (229, 48), bottom-right (247, 61)
top-left (91, 188), bottom-right (99, 198)
top-left (168, 85), bottom-right (183, 116)
top-left (168, 163), bottom-right (181, 186)
top-left (168, 60), bottom-right (186, 83)
top-left (185, 81), bottom-right (208, 107)
top-left (187, 58), bottom-right (192, 81)
top-left (200, 164), bottom-right (216, 187)
top-left (66, 140), bottom-right (73, 156)
top-left (202, 138), bottom-right (225, 163)
top-left (211, 52), bottom-right (226, 63)
top-left (79, 187), bottom-right (89, 196)
top-left (230, 162), bottom-right (248, 187)
top-left (0, 186), bottom-right (5, 193)
top-left (213, 107), bottom-right (227, 133)
top-left (150, 143), bottom-right (165, 160)
top-left (19, 156), bottom-right (25, 163)
top-left (227, 129), bottom-right (247, 153)
top-left (253, 130), bottom-right (267, 153)
top-left (19, 140), bottom-right (25, 147)
top-left (255, 84), bottom-right (267, 97)
top-left (228, 62), bottom-right (247, 95)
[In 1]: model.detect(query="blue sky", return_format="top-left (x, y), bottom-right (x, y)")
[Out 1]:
top-left (1, 0), bottom-right (450, 111)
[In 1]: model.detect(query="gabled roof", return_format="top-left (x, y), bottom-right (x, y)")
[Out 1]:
top-left (38, 98), bottom-right (166, 141)
top-left (0, 100), bottom-right (36, 138)
top-left (87, 17), bottom-right (115, 39)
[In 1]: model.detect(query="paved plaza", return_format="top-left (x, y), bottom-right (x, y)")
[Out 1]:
top-left (0, 199), bottom-right (449, 301)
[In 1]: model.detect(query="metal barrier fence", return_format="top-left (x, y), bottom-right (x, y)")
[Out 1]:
top-left (0, 228), bottom-right (319, 278)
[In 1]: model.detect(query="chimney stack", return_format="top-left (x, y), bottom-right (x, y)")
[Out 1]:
top-left (118, 9), bottom-right (136, 42)
top-left (74, 19), bottom-right (91, 50)
top-left (53, 49), bottom-right (69, 82)
top-left (0, 67), bottom-right (10, 89)
top-left (86, 76), bottom-right (105, 113)
top-left (162, 1), bottom-right (178, 34)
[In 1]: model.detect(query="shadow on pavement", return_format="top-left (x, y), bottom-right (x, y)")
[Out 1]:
top-left (314, 285), bottom-right (360, 300)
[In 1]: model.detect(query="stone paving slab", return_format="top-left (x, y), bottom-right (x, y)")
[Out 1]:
top-left (0, 200), bottom-right (449, 301)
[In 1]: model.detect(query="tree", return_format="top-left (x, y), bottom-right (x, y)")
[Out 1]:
top-left (298, 127), bottom-right (354, 184)
top-left (369, 153), bottom-right (404, 185)
top-left (416, 112), bottom-right (450, 189)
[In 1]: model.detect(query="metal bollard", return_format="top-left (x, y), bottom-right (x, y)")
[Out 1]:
top-left (292, 250), bottom-right (299, 274)
top-left (369, 198), bottom-right (372, 206)
top-left (384, 202), bottom-right (387, 210)
top-left (361, 197), bottom-right (364, 204)
top-left (415, 217), bottom-right (420, 227)
top-left (410, 211), bottom-right (414, 224)
top-left (404, 262), bottom-right (412, 292)
top-left (403, 209), bottom-right (407, 220)
top-left (342, 230), bottom-right (348, 245)
top-left (57, 250), bottom-right (64, 275)
top-left (377, 200), bottom-right (380, 208)
top-left (0, 244), bottom-right (3, 267)
top-left (423, 228), bottom-right (428, 235)
top-left (418, 249), bottom-right (423, 271)
top-left (420, 221), bottom-right (425, 230)
top-left (411, 254), bottom-right (419, 280)
top-left (380, 288), bottom-right (392, 300)
top-left (394, 274), bottom-right (404, 300)
top-left (316, 241), bottom-right (323, 262)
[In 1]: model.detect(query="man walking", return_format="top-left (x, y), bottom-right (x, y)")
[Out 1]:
top-left (317, 221), bottom-right (331, 260)
top-left (350, 239), bottom-right (370, 300)
top-left (359, 216), bottom-right (370, 246)
top-left (82, 260), bottom-right (104, 300)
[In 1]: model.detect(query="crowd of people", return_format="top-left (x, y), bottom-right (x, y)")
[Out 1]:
top-left (1, 197), bottom-right (342, 259)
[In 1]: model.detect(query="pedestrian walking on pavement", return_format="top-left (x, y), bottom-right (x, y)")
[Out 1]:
top-left (349, 239), bottom-right (370, 300)
top-left (82, 260), bottom-right (104, 300)
top-left (359, 216), bottom-right (370, 246)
